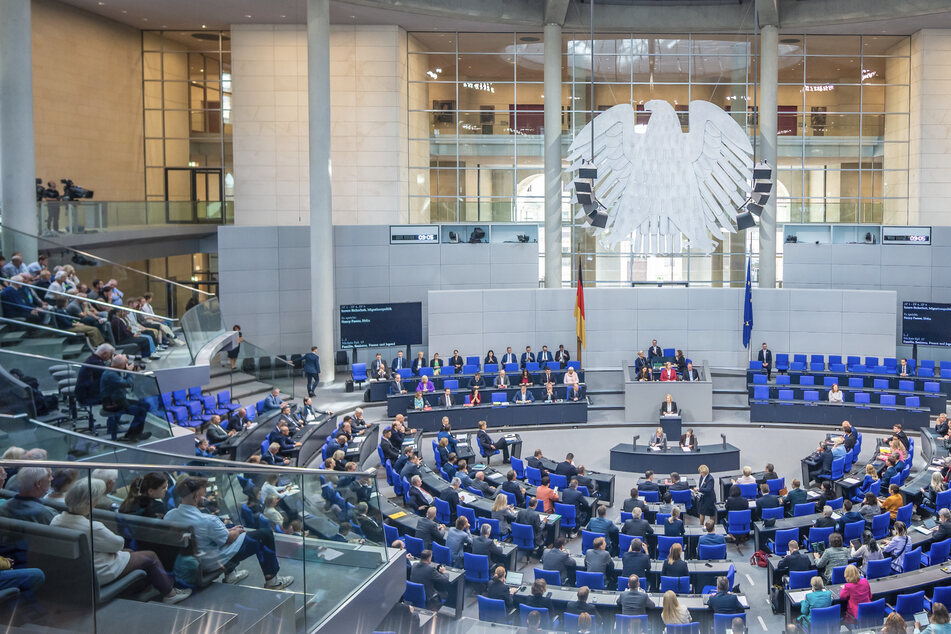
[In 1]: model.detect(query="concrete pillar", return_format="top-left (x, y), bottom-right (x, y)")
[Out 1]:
top-left (543, 23), bottom-right (563, 288)
top-left (0, 0), bottom-right (38, 260)
top-left (758, 25), bottom-right (778, 288)
top-left (307, 0), bottom-right (335, 383)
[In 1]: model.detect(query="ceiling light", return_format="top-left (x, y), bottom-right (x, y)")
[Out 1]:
top-left (201, 24), bottom-right (206, 29)
top-left (97, 1), bottom-right (104, 5)
top-left (121, 9), bottom-right (126, 13)
top-left (520, 36), bottom-right (540, 43)
top-left (244, 14), bottom-right (252, 19)
top-left (142, 17), bottom-right (148, 21)
top-left (279, 14), bottom-right (286, 19)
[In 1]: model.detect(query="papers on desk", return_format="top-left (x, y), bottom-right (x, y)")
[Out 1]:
top-left (806, 490), bottom-right (820, 499)
top-left (459, 491), bottom-right (478, 504)
top-left (649, 446), bottom-right (661, 452)
top-left (387, 511), bottom-right (407, 520)
top-left (831, 512), bottom-right (841, 521)
top-left (914, 525), bottom-right (933, 535)
top-left (321, 548), bottom-right (345, 562)
top-left (841, 477), bottom-right (860, 486)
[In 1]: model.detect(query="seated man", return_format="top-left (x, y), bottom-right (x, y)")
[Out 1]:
top-left (494, 369), bottom-right (510, 388)
top-left (682, 362), bottom-right (700, 382)
top-left (468, 371), bottom-right (485, 389)
top-left (76, 343), bottom-right (114, 406)
top-left (554, 344), bottom-right (570, 368)
top-left (0, 467), bottom-right (55, 524)
top-left (537, 345), bottom-right (554, 366)
top-left (513, 384), bottom-right (535, 404)
top-left (660, 394), bottom-right (678, 417)
top-left (476, 420), bottom-right (510, 462)
top-left (165, 478), bottom-right (293, 589)
top-left (586, 505), bottom-right (619, 555)
top-left (99, 354), bottom-right (152, 441)
top-left (567, 383), bottom-right (585, 402)
top-left (439, 387), bottom-right (456, 408)
top-left (520, 346), bottom-right (535, 369)
top-left (389, 372), bottom-right (407, 395)
top-left (369, 353), bottom-right (388, 380)
top-left (411, 550), bottom-right (450, 611)
top-left (272, 425), bottom-right (303, 456)
top-left (262, 442), bottom-right (291, 466)
top-left (697, 520), bottom-right (725, 547)
top-left (262, 388), bottom-right (285, 412)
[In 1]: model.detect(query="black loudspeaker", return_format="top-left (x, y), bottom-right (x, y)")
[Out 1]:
top-left (345, 380), bottom-right (354, 393)
top-left (336, 351), bottom-right (349, 366)
top-left (736, 211), bottom-right (756, 230)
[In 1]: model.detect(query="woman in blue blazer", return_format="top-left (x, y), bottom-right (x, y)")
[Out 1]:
top-left (664, 506), bottom-right (686, 537)
top-left (696, 465), bottom-right (717, 525)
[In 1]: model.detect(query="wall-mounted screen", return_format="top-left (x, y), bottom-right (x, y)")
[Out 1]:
top-left (902, 301), bottom-right (951, 347)
top-left (340, 302), bottom-right (422, 348)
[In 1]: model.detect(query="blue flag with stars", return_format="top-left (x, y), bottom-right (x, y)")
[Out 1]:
top-left (743, 257), bottom-right (753, 349)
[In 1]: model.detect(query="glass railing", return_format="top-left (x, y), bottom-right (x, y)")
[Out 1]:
top-left (0, 221), bottom-right (215, 318)
top-left (0, 348), bottom-right (173, 441)
top-left (0, 457), bottom-right (387, 633)
top-left (36, 200), bottom-right (234, 236)
top-left (231, 338), bottom-right (297, 400)
top-left (179, 296), bottom-right (223, 360)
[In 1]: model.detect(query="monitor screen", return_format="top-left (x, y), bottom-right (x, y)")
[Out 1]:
top-left (339, 302), bottom-right (423, 349)
top-left (902, 301), bottom-right (951, 347)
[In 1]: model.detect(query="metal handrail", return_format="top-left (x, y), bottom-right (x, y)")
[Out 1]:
top-left (0, 346), bottom-right (156, 379)
top-left (0, 220), bottom-right (214, 298)
top-left (0, 277), bottom-right (176, 321)
top-left (0, 457), bottom-right (351, 477)
top-left (0, 315), bottom-right (87, 339)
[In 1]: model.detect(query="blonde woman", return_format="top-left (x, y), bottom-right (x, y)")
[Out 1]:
top-left (661, 590), bottom-right (691, 625)
top-left (733, 466), bottom-right (756, 485)
top-left (491, 493), bottom-right (516, 532)
top-left (922, 471), bottom-right (947, 510)
top-left (696, 464), bottom-right (716, 525)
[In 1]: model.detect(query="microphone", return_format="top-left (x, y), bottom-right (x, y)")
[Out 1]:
top-left (632, 435), bottom-right (640, 450)
top-left (721, 434), bottom-right (727, 449)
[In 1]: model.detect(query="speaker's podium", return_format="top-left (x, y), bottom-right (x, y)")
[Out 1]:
top-left (660, 414), bottom-right (682, 439)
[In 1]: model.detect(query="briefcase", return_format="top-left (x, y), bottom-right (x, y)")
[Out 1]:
top-left (345, 379), bottom-right (354, 393)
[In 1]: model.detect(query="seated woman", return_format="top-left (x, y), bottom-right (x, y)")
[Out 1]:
top-left (733, 466), bottom-right (756, 485)
top-left (637, 366), bottom-right (652, 381)
top-left (484, 350), bottom-right (498, 366)
top-left (437, 419), bottom-right (458, 454)
top-left (519, 369), bottom-right (533, 386)
top-left (490, 494), bottom-right (517, 533)
top-left (798, 576), bottom-right (832, 626)
top-left (660, 542), bottom-right (688, 577)
top-left (412, 390), bottom-right (426, 410)
top-left (664, 507), bottom-right (685, 537)
top-left (725, 485), bottom-right (749, 512)
top-left (828, 383), bottom-right (844, 403)
top-left (118, 472), bottom-right (169, 518)
top-left (858, 492), bottom-right (882, 522)
top-left (468, 385), bottom-right (482, 406)
top-left (679, 428), bottom-right (697, 451)
top-left (50, 478), bottom-right (191, 604)
top-left (649, 427), bottom-right (667, 450)
top-left (882, 521), bottom-right (911, 571)
top-left (417, 375), bottom-right (435, 392)
top-left (922, 471), bottom-right (947, 511)
top-left (852, 464), bottom-right (879, 503)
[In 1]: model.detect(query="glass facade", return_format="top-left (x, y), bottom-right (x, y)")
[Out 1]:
top-left (142, 31), bottom-right (234, 223)
top-left (407, 32), bottom-right (911, 287)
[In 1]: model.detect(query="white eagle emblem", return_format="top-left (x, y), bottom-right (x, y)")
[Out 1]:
top-left (567, 100), bottom-right (754, 253)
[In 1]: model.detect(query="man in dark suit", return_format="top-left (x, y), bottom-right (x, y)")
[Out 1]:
top-left (380, 427), bottom-right (400, 464)
top-left (836, 500), bottom-right (865, 534)
top-left (410, 550), bottom-right (449, 610)
top-left (647, 340), bottom-right (662, 362)
top-left (400, 453), bottom-right (422, 482)
top-left (682, 362), bottom-right (700, 382)
top-left (303, 346), bottom-right (321, 397)
top-left (622, 487), bottom-right (648, 514)
top-left (554, 344), bottom-right (570, 368)
top-left (586, 505), bottom-right (619, 555)
top-left (616, 574), bottom-right (654, 615)
top-left (561, 479), bottom-right (588, 527)
top-left (891, 423), bottom-right (910, 452)
top-left (501, 470), bottom-right (525, 506)
top-left (706, 576), bottom-right (744, 614)
top-left (262, 442), bottom-right (290, 465)
top-left (567, 384), bottom-right (586, 401)
top-left (272, 425), bottom-right (303, 456)
top-left (555, 454), bottom-right (579, 480)
top-left (515, 496), bottom-right (546, 557)
top-left (634, 351), bottom-right (649, 376)
top-left (439, 388), bottom-right (455, 408)
top-left (439, 478), bottom-right (462, 517)
top-left (501, 347), bottom-right (517, 365)
top-left (637, 472), bottom-right (659, 496)
top-left (841, 421), bottom-right (857, 451)
top-left (471, 523), bottom-right (504, 564)
top-left (407, 475), bottom-right (433, 514)
top-left (393, 446), bottom-right (414, 474)
top-left (469, 471), bottom-right (495, 497)
top-left (897, 358), bottom-right (911, 377)
top-left (774, 541), bottom-right (813, 576)
top-left (541, 537), bottom-right (575, 581)
top-left (448, 350), bottom-right (464, 374)
top-left (781, 479), bottom-right (807, 516)
top-left (664, 472), bottom-right (690, 503)
top-left (415, 506), bottom-right (445, 549)
top-left (621, 507), bottom-right (653, 539)
top-left (513, 385), bottom-right (535, 403)
top-left (697, 520), bottom-right (725, 547)
top-left (391, 350), bottom-right (407, 372)
top-left (621, 541), bottom-right (651, 580)
top-left (468, 371), bottom-right (485, 389)
top-left (754, 483), bottom-right (782, 520)
top-left (526, 449), bottom-right (547, 471)
top-left (389, 373), bottom-right (406, 395)
top-left (369, 353), bottom-right (387, 380)
top-left (575, 466), bottom-right (597, 496)
top-left (520, 346), bottom-right (535, 369)
top-left (935, 509), bottom-right (951, 542)
top-left (476, 420), bottom-right (510, 462)
top-left (537, 345), bottom-right (554, 366)
top-left (566, 586), bottom-right (602, 627)
top-left (757, 342), bottom-right (772, 379)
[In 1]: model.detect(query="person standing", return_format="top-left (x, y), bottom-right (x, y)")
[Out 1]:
top-left (227, 325), bottom-right (242, 371)
top-left (758, 342), bottom-right (772, 379)
top-left (303, 346), bottom-right (321, 397)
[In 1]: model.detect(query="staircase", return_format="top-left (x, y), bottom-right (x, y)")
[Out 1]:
top-left (710, 368), bottom-right (751, 423)
top-left (585, 368), bottom-right (625, 423)
top-left (206, 358), bottom-right (283, 405)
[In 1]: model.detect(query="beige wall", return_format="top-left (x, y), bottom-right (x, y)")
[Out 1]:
top-left (32, 0), bottom-right (144, 200)
top-left (909, 29), bottom-right (951, 227)
top-left (231, 24), bottom-right (407, 226)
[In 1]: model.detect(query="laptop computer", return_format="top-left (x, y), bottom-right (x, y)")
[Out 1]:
top-left (505, 571), bottom-right (524, 586)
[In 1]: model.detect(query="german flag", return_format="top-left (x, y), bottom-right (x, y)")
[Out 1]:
top-left (575, 257), bottom-right (586, 349)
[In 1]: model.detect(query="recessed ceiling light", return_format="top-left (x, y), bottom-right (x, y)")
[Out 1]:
top-left (520, 36), bottom-right (540, 43)
top-left (121, 9), bottom-right (126, 13)
top-left (97, 1), bottom-right (104, 5)
top-left (244, 14), bottom-right (252, 19)
top-left (279, 14), bottom-right (286, 19)
top-left (201, 24), bottom-right (206, 29)
top-left (142, 17), bottom-right (148, 21)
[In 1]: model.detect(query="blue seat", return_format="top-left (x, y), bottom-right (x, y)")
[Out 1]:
top-left (511, 522), bottom-right (536, 559)
top-left (776, 353), bottom-right (789, 372)
top-left (748, 361), bottom-right (761, 371)
top-left (807, 526), bottom-right (834, 549)
top-left (854, 392), bottom-right (871, 407)
top-left (767, 477), bottom-right (785, 495)
top-left (641, 490), bottom-right (659, 502)
top-left (240, 503), bottom-right (255, 527)
top-left (822, 376), bottom-right (838, 387)
top-left (830, 363), bottom-right (846, 373)
top-left (434, 498), bottom-right (451, 524)
top-left (477, 596), bottom-right (508, 624)
top-left (920, 367), bottom-right (935, 377)
top-left (926, 586), bottom-right (951, 612)
top-left (525, 362), bottom-right (539, 372)
top-left (898, 379), bottom-right (914, 392)
top-left (476, 517), bottom-right (503, 540)
top-left (576, 571), bottom-right (604, 590)
top-left (418, 367), bottom-right (434, 377)
top-left (500, 490), bottom-right (517, 507)
top-left (925, 381), bottom-right (940, 393)
top-left (884, 357), bottom-right (897, 369)
top-left (866, 557), bottom-right (892, 579)
top-left (810, 362), bottom-right (824, 372)
top-left (352, 363), bottom-right (367, 385)
top-left (657, 536), bottom-right (683, 560)
top-left (216, 389), bottom-right (240, 412)
top-left (727, 510), bottom-right (751, 540)
top-left (753, 385), bottom-right (769, 401)
top-left (809, 605), bottom-right (841, 634)
top-left (549, 473), bottom-right (568, 489)
top-left (896, 503), bottom-right (913, 525)
top-left (398, 368), bottom-right (414, 379)
top-left (660, 575), bottom-right (690, 594)
top-left (880, 394), bottom-right (896, 409)
top-left (526, 467), bottom-right (542, 486)
top-left (738, 483), bottom-right (757, 499)
top-left (848, 377), bottom-right (864, 389)
top-left (403, 581), bottom-right (427, 609)
top-left (889, 590), bottom-right (925, 619)
top-left (829, 355), bottom-right (842, 365)
top-left (491, 392), bottom-right (507, 403)
top-left (803, 390), bottom-right (819, 403)
top-left (432, 543), bottom-right (452, 566)
top-left (503, 363), bottom-right (518, 373)
top-left (484, 363), bottom-right (498, 373)
top-left (714, 613), bottom-right (744, 634)
top-left (753, 374), bottom-right (767, 385)
top-left (554, 502), bottom-right (576, 533)
top-left (924, 489), bottom-right (951, 515)
top-left (789, 362), bottom-right (806, 372)
top-left (769, 528), bottom-right (800, 555)
top-left (847, 355), bottom-right (861, 370)
top-left (463, 553), bottom-right (490, 584)
top-left (577, 486), bottom-right (590, 497)
top-left (810, 354), bottom-right (824, 365)
top-left (826, 496), bottom-right (843, 510)
top-left (794, 502), bottom-right (814, 517)
top-left (923, 359), bottom-right (937, 370)
top-left (656, 513), bottom-right (671, 525)
top-left (761, 507), bottom-right (784, 522)
top-left (510, 457), bottom-right (525, 479)
top-left (616, 615), bottom-right (648, 631)
top-left (518, 604), bottom-right (550, 627)
top-left (458, 506), bottom-right (477, 531)
top-left (670, 488), bottom-right (692, 511)
top-left (905, 396), bottom-right (921, 408)
top-left (942, 367), bottom-right (951, 379)
top-left (567, 361), bottom-right (581, 371)
top-left (830, 565), bottom-right (848, 585)
top-left (698, 544), bottom-right (726, 560)
top-left (618, 532), bottom-right (635, 554)
top-left (865, 356), bottom-right (879, 370)
top-left (581, 530), bottom-right (604, 554)
top-left (665, 623), bottom-right (700, 634)
top-left (793, 354), bottom-right (807, 365)
top-left (778, 389), bottom-right (794, 402)
top-left (923, 538), bottom-right (951, 566)
top-left (776, 375), bottom-right (791, 385)
top-left (855, 598), bottom-right (886, 629)
top-left (443, 379), bottom-right (458, 389)
top-left (383, 523), bottom-right (398, 546)
top-left (902, 547), bottom-right (921, 573)
top-left (466, 356), bottom-right (480, 367)
top-left (788, 570), bottom-right (813, 589)
top-left (533, 567), bottom-right (561, 587)
top-left (403, 535), bottom-right (423, 557)
top-left (462, 364), bottom-right (478, 374)
top-left (873, 378), bottom-right (889, 392)
top-left (843, 520), bottom-right (865, 543)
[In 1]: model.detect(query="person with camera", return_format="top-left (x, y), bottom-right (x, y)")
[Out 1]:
top-left (99, 354), bottom-right (152, 441)
top-left (41, 181), bottom-right (62, 233)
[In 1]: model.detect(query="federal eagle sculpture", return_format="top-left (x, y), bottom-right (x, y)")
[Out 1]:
top-left (567, 99), bottom-right (754, 253)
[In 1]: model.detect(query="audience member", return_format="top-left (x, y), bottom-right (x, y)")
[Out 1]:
top-left (617, 574), bottom-right (654, 615)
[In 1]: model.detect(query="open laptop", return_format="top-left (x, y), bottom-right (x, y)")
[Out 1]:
top-left (505, 571), bottom-right (524, 586)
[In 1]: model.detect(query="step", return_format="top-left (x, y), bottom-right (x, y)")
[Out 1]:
top-left (712, 408), bottom-right (751, 423)
top-left (713, 403), bottom-right (750, 411)
top-left (589, 392), bottom-right (625, 408)
top-left (712, 390), bottom-right (749, 407)
top-left (94, 598), bottom-right (235, 634)
top-left (583, 368), bottom-right (625, 391)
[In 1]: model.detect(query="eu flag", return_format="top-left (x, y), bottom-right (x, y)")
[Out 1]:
top-left (743, 257), bottom-right (753, 349)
